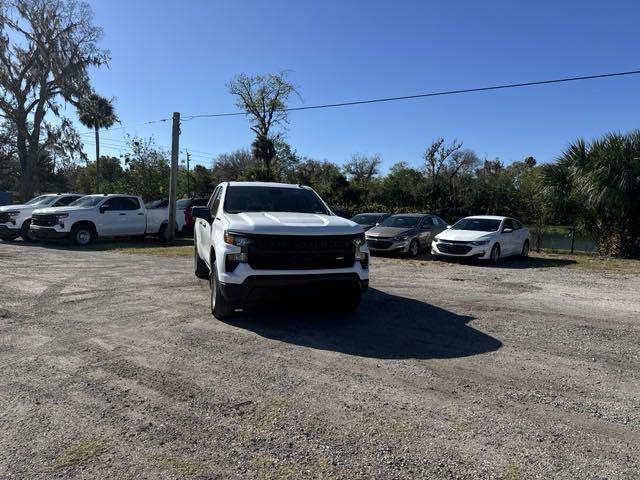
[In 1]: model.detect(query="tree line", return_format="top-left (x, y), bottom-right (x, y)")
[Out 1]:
top-left (0, 1), bottom-right (638, 258)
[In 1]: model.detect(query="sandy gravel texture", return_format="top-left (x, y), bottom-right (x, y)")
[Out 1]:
top-left (0, 242), bottom-right (639, 479)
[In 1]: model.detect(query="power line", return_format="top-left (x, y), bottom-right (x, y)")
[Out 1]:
top-left (181, 69), bottom-right (640, 121)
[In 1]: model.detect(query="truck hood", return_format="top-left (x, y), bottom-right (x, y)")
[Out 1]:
top-left (33, 206), bottom-right (92, 215)
top-left (224, 212), bottom-right (362, 236)
top-left (366, 226), bottom-right (416, 238)
top-left (435, 229), bottom-right (497, 242)
top-left (0, 204), bottom-right (31, 212)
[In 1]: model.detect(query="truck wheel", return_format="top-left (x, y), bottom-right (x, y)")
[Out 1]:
top-left (70, 224), bottom-right (93, 247)
top-left (194, 243), bottom-right (209, 279)
top-left (521, 240), bottom-right (530, 257)
top-left (210, 266), bottom-right (233, 319)
top-left (158, 224), bottom-right (168, 242)
top-left (20, 221), bottom-right (35, 242)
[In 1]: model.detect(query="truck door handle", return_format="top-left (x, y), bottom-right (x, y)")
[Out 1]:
top-left (119, 213), bottom-right (126, 216)
top-left (137, 213), bottom-right (144, 216)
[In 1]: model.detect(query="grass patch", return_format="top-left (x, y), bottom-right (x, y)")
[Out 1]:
top-left (536, 251), bottom-right (640, 274)
top-left (501, 463), bottom-right (522, 480)
top-left (113, 244), bottom-right (192, 257)
top-left (51, 437), bottom-right (107, 472)
top-left (153, 454), bottom-right (205, 477)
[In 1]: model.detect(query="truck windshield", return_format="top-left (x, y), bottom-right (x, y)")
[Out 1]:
top-left (69, 196), bottom-right (104, 207)
top-left (224, 186), bottom-right (330, 215)
top-left (25, 195), bottom-right (56, 206)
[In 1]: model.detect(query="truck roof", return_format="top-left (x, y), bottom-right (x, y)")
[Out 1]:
top-left (225, 181), bottom-right (310, 189)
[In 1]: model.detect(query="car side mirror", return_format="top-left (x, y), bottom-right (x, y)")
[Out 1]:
top-left (191, 206), bottom-right (212, 223)
top-left (502, 228), bottom-right (513, 234)
top-left (445, 225), bottom-right (452, 229)
top-left (99, 204), bottom-right (109, 213)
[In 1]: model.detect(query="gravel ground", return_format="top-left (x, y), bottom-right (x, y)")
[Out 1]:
top-left (0, 242), bottom-right (639, 479)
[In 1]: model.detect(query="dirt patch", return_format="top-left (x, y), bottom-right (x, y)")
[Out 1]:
top-left (1, 242), bottom-right (639, 479)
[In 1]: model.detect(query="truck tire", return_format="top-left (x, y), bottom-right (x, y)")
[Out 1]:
top-left (158, 224), bottom-right (168, 242)
top-left (20, 220), bottom-right (36, 242)
top-left (194, 243), bottom-right (209, 279)
top-left (70, 224), bottom-right (94, 247)
top-left (210, 266), bottom-right (234, 319)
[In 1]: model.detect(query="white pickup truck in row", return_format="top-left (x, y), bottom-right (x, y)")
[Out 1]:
top-left (0, 193), bottom-right (84, 242)
top-left (29, 194), bottom-right (185, 246)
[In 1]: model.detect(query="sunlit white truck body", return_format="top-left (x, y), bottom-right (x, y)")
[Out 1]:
top-left (0, 193), bottom-right (84, 242)
top-left (193, 181), bottom-right (369, 318)
top-left (30, 194), bottom-right (186, 245)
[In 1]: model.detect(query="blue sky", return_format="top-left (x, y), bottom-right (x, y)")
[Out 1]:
top-left (76, 0), bottom-right (640, 171)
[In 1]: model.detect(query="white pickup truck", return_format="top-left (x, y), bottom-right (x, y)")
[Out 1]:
top-left (192, 181), bottom-right (369, 318)
top-left (30, 194), bottom-right (186, 245)
top-left (0, 193), bottom-right (84, 242)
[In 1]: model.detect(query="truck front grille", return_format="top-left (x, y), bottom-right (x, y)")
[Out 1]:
top-left (31, 214), bottom-right (57, 227)
top-left (248, 234), bottom-right (356, 270)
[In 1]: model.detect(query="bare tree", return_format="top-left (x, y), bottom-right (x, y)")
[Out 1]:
top-left (228, 72), bottom-right (298, 178)
top-left (343, 153), bottom-right (382, 184)
top-left (0, 0), bottom-right (108, 199)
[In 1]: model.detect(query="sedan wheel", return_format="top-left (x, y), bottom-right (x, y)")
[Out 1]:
top-left (490, 244), bottom-right (501, 264)
top-left (408, 239), bottom-right (419, 257)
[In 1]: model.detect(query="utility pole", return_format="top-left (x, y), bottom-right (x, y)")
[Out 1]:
top-left (168, 112), bottom-right (180, 243)
top-left (186, 150), bottom-right (191, 198)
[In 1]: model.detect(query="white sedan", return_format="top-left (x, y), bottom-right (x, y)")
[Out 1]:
top-left (431, 216), bottom-right (530, 263)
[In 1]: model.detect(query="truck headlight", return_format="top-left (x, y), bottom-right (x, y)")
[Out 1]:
top-left (5, 211), bottom-right (19, 224)
top-left (224, 231), bottom-right (252, 272)
top-left (55, 213), bottom-right (68, 226)
top-left (224, 231), bottom-right (252, 247)
top-left (353, 233), bottom-right (368, 268)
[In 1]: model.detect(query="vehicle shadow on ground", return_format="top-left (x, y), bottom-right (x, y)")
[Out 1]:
top-left (224, 288), bottom-right (502, 360)
top-left (429, 254), bottom-right (576, 269)
top-left (1, 237), bottom-right (193, 251)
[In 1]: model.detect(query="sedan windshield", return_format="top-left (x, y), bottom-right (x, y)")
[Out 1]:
top-left (69, 196), bottom-right (104, 207)
top-left (351, 214), bottom-right (383, 225)
top-left (224, 186), bottom-right (330, 215)
top-left (25, 195), bottom-right (56, 206)
top-left (451, 218), bottom-right (501, 232)
top-left (381, 215), bottom-right (420, 228)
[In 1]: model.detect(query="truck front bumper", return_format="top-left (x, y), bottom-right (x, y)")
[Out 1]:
top-left (30, 226), bottom-right (69, 241)
top-left (219, 273), bottom-right (369, 305)
top-left (0, 224), bottom-right (20, 239)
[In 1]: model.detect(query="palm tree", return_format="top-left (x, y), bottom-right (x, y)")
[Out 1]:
top-left (546, 131), bottom-right (640, 257)
top-left (77, 94), bottom-right (119, 192)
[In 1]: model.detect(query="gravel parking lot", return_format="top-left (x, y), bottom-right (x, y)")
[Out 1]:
top-left (1, 242), bottom-right (639, 479)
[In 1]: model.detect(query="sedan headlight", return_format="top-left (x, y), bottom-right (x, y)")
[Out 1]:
top-left (393, 234), bottom-right (410, 241)
top-left (470, 240), bottom-right (490, 246)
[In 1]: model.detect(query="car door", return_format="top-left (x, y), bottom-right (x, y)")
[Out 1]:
top-left (100, 197), bottom-right (145, 236)
top-left (417, 216), bottom-right (434, 249)
top-left (197, 187), bottom-right (220, 265)
top-left (500, 218), bottom-right (519, 256)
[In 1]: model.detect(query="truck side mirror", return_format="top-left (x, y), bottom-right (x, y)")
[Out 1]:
top-left (191, 206), bottom-right (212, 223)
top-left (99, 204), bottom-right (109, 213)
